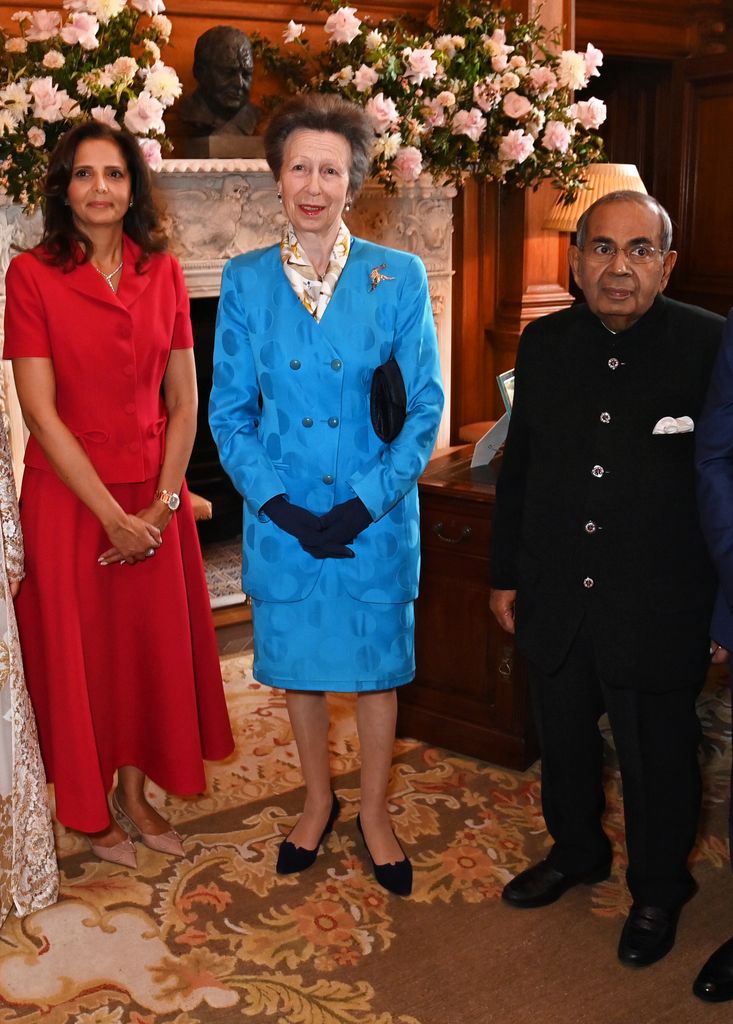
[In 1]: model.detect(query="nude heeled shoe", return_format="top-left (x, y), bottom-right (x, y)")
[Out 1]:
top-left (87, 834), bottom-right (138, 868)
top-left (111, 791), bottom-right (185, 858)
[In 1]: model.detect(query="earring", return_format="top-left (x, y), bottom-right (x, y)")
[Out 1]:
top-left (276, 192), bottom-right (282, 202)
top-left (345, 201), bottom-right (351, 212)
top-left (128, 197), bottom-right (134, 208)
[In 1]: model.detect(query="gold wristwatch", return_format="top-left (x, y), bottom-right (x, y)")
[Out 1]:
top-left (155, 488), bottom-right (181, 511)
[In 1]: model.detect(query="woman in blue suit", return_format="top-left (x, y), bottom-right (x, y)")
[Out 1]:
top-left (210, 94), bottom-right (443, 895)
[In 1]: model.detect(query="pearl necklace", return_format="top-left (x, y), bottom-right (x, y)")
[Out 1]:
top-left (92, 259), bottom-right (123, 291)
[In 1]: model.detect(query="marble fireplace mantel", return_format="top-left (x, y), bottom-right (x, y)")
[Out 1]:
top-left (0, 157), bottom-right (454, 483)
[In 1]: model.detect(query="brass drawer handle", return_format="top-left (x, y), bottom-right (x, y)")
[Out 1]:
top-left (433, 521), bottom-right (473, 544)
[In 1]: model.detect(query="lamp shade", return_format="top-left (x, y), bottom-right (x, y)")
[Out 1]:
top-left (543, 163), bottom-right (647, 233)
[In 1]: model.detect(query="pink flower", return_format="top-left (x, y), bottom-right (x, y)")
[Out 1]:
top-left (421, 97), bottom-right (445, 128)
top-left (527, 66), bottom-right (557, 97)
top-left (498, 129), bottom-right (535, 164)
top-left (353, 63), bottom-right (378, 92)
top-left (392, 145), bottom-right (423, 182)
top-left (541, 120), bottom-right (572, 153)
top-left (150, 14), bottom-right (171, 41)
top-left (42, 50), bottom-right (65, 68)
top-left (584, 43), bottom-right (603, 78)
top-left (29, 77), bottom-right (67, 122)
top-left (473, 79), bottom-right (501, 112)
top-left (283, 20), bottom-right (305, 43)
top-left (403, 47), bottom-right (438, 85)
top-left (570, 97), bottom-right (607, 129)
top-left (324, 6), bottom-right (361, 45)
top-left (451, 107), bottom-right (487, 142)
top-left (502, 92), bottom-right (532, 119)
top-left (557, 50), bottom-right (588, 90)
top-left (60, 12), bottom-right (100, 50)
top-left (138, 137), bottom-right (163, 171)
top-left (91, 105), bottom-right (121, 129)
top-left (4, 38), bottom-right (28, 52)
top-left (364, 92), bottom-right (398, 134)
top-left (131, 0), bottom-right (166, 13)
top-left (25, 10), bottom-right (61, 41)
top-left (437, 90), bottom-right (456, 108)
top-left (27, 126), bottom-right (46, 147)
top-left (491, 53), bottom-right (509, 73)
top-left (123, 90), bottom-right (165, 134)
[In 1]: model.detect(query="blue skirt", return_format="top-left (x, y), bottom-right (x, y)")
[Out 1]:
top-left (251, 560), bottom-right (415, 692)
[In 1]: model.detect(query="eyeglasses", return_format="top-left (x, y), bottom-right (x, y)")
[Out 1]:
top-left (579, 243), bottom-right (664, 265)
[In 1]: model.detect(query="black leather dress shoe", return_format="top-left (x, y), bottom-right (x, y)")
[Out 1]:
top-left (356, 815), bottom-right (412, 896)
top-left (276, 793), bottom-right (340, 875)
top-left (693, 935), bottom-right (733, 1001)
top-left (501, 857), bottom-right (611, 908)
top-left (618, 904), bottom-right (681, 967)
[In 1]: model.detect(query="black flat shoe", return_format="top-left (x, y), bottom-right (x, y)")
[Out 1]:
top-left (502, 857), bottom-right (611, 908)
top-left (694, 935), bottom-right (733, 1001)
top-left (356, 814), bottom-right (412, 896)
top-left (618, 904), bottom-right (681, 967)
top-left (276, 792), bottom-right (340, 875)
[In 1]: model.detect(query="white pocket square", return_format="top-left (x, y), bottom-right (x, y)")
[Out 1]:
top-left (652, 415), bottom-right (694, 435)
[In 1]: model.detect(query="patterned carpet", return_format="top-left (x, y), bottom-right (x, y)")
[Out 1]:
top-left (0, 655), bottom-right (731, 1024)
top-left (201, 538), bottom-right (244, 609)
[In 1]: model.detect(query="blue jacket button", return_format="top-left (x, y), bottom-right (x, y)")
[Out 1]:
top-left (328, 417), bottom-right (339, 428)
top-left (302, 417), bottom-right (314, 428)
top-left (322, 474), bottom-right (334, 485)
top-left (290, 359), bottom-right (301, 370)
top-left (330, 359), bottom-right (342, 371)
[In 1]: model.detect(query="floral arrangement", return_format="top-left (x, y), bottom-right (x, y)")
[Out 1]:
top-left (0, 0), bottom-right (180, 211)
top-left (253, 0), bottom-right (607, 197)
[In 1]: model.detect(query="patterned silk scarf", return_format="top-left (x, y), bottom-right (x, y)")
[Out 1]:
top-left (279, 220), bottom-right (351, 322)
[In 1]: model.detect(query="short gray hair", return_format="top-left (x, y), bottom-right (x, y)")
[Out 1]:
top-left (576, 191), bottom-right (674, 253)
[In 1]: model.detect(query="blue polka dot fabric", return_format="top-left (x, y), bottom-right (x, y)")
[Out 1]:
top-left (210, 237), bottom-right (444, 691)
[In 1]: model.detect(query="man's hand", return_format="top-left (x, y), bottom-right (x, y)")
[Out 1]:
top-left (710, 640), bottom-right (729, 664)
top-left (490, 588), bottom-right (517, 635)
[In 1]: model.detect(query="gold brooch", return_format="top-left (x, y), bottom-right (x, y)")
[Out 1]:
top-left (369, 263), bottom-right (395, 291)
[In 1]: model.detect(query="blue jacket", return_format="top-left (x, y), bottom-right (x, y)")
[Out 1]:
top-left (209, 237), bottom-right (444, 603)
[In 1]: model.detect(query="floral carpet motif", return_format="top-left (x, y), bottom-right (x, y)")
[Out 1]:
top-left (0, 656), bottom-right (729, 1024)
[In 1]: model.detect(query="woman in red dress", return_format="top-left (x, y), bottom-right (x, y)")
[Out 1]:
top-left (4, 122), bottom-right (234, 867)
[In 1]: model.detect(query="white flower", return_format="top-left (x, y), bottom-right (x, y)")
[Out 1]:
top-left (451, 107), bottom-right (487, 142)
top-left (10, 10), bottom-right (32, 21)
top-left (91, 104), bottom-right (120, 129)
top-left (283, 20), bottom-right (305, 43)
top-left (329, 65), bottom-right (354, 87)
top-left (435, 34), bottom-right (457, 58)
top-left (131, 0), bottom-right (167, 13)
top-left (25, 10), bottom-right (62, 41)
top-left (324, 6), bottom-right (362, 45)
top-left (150, 14), bottom-right (172, 41)
top-left (353, 63), bottom-right (378, 92)
top-left (42, 50), bottom-right (66, 69)
top-left (584, 43), bottom-right (603, 78)
top-left (88, 0), bottom-right (126, 23)
top-left (0, 83), bottom-right (31, 116)
top-left (364, 92), bottom-right (399, 134)
top-left (365, 30), bottom-right (383, 50)
top-left (557, 50), bottom-right (588, 90)
top-left (123, 90), bottom-right (164, 134)
top-left (137, 136), bottom-right (163, 171)
top-left (466, 15), bottom-right (483, 29)
top-left (373, 131), bottom-right (401, 160)
top-left (4, 38), bottom-right (28, 53)
top-left (0, 110), bottom-right (19, 136)
top-left (60, 12), bottom-right (100, 50)
top-left (27, 126), bottom-right (46, 146)
top-left (143, 39), bottom-right (160, 61)
top-left (142, 60), bottom-right (181, 106)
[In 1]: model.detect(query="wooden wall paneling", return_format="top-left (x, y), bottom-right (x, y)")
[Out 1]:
top-left (668, 51), bottom-right (733, 314)
top-left (575, 0), bottom-right (728, 59)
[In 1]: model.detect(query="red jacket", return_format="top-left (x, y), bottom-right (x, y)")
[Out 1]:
top-left (4, 235), bottom-right (193, 483)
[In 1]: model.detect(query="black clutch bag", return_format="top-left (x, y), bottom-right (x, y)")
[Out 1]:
top-left (370, 354), bottom-right (407, 443)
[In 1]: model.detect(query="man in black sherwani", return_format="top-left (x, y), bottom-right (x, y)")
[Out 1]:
top-left (490, 191), bottom-right (724, 967)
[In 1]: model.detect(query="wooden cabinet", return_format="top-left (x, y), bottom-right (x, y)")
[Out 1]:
top-left (397, 447), bottom-right (539, 770)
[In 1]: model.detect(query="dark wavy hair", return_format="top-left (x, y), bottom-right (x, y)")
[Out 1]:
top-left (39, 120), bottom-right (166, 271)
top-left (264, 94), bottom-right (373, 199)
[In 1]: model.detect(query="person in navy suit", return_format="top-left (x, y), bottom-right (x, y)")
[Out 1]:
top-left (694, 310), bottom-right (733, 1001)
top-left (210, 94), bottom-right (444, 895)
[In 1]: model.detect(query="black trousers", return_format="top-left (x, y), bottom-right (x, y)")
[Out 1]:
top-left (529, 619), bottom-right (705, 910)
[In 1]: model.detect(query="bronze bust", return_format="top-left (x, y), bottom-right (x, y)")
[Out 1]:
top-left (179, 26), bottom-right (261, 136)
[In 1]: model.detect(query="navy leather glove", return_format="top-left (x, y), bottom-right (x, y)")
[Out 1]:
top-left (260, 495), bottom-right (324, 548)
top-left (302, 541), bottom-right (355, 560)
top-left (319, 497), bottom-right (373, 545)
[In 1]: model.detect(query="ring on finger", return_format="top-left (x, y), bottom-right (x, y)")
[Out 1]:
top-left (145, 548), bottom-right (155, 557)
